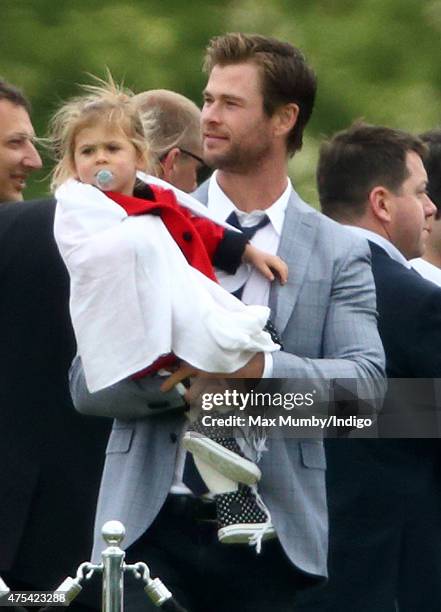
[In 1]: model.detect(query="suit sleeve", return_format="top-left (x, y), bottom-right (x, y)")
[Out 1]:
top-left (271, 238), bottom-right (386, 412)
top-left (70, 356), bottom-right (186, 419)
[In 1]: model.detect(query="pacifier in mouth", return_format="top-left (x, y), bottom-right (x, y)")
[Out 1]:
top-left (95, 169), bottom-right (114, 190)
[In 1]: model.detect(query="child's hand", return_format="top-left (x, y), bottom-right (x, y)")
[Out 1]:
top-left (160, 363), bottom-right (197, 393)
top-left (243, 244), bottom-right (288, 284)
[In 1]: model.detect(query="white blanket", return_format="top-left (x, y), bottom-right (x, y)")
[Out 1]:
top-left (54, 178), bottom-right (278, 392)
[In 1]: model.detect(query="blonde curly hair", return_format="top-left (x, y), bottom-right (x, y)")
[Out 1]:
top-left (49, 73), bottom-right (153, 190)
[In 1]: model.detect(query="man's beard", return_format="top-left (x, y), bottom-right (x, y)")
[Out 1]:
top-left (205, 137), bottom-right (273, 174)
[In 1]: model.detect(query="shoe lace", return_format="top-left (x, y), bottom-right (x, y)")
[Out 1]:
top-left (237, 423), bottom-right (268, 463)
top-left (248, 485), bottom-right (273, 554)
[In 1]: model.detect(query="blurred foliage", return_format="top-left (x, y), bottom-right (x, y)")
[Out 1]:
top-left (2, 0), bottom-right (440, 205)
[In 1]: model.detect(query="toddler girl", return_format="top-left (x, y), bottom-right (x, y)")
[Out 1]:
top-left (51, 77), bottom-right (286, 551)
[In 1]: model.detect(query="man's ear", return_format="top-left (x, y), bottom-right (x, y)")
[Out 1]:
top-left (160, 148), bottom-right (181, 181)
top-left (369, 185), bottom-right (393, 223)
top-left (273, 103), bottom-right (299, 138)
top-left (135, 149), bottom-right (150, 173)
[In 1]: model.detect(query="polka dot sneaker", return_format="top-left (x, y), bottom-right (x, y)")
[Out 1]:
top-left (215, 485), bottom-right (276, 551)
top-left (183, 430), bottom-right (261, 486)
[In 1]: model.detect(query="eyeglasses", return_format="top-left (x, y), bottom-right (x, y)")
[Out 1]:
top-left (160, 147), bottom-right (212, 185)
top-left (178, 148), bottom-right (204, 166)
top-left (159, 147), bottom-right (213, 185)
top-left (178, 148), bottom-right (212, 185)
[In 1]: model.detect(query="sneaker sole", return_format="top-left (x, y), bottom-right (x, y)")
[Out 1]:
top-left (183, 432), bottom-right (261, 485)
top-left (218, 524), bottom-right (276, 544)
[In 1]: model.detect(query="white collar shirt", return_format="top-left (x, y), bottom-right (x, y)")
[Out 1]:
top-left (207, 170), bottom-right (292, 306)
top-left (344, 226), bottom-right (412, 269)
top-left (410, 257), bottom-right (441, 287)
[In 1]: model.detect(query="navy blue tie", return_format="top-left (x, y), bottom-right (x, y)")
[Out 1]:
top-left (225, 211), bottom-right (270, 299)
top-left (226, 211), bottom-right (270, 241)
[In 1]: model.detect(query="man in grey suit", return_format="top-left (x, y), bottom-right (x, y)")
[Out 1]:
top-left (70, 33), bottom-right (385, 612)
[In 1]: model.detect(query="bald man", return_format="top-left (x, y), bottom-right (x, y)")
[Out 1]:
top-left (134, 89), bottom-right (208, 193)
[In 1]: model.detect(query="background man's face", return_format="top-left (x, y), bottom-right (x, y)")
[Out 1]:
top-left (201, 62), bottom-right (276, 172)
top-left (388, 151), bottom-right (436, 259)
top-left (425, 209), bottom-right (441, 254)
top-left (0, 99), bottom-right (42, 202)
top-left (169, 145), bottom-right (204, 193)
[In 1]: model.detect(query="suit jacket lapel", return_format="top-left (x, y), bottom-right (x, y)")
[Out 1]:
top-left (193, 181), bottom-right (320, 335)
top-left (192, 180), bottom-right (209, 204)
top-left (270, 192), bottom-right (319, 334)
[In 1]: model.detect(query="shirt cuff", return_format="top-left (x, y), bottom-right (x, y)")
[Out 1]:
top-left (262, 352), bottom-right (273, 378)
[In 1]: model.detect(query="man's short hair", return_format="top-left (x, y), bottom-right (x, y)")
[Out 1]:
top-left (0, 78), bottom-right (31, 113)
top-left (317, 122), bottom-right (427, 222)
top-left (133, 89), bottom-right (201, 166)
top-left (203, 32), bottom-right (317, 155)
top-left (419, 129), bottom-right (441, 218)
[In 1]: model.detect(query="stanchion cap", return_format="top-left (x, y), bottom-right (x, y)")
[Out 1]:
top-left (102, 520), bottom-right (126, 545)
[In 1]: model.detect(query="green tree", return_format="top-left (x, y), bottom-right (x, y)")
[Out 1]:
top-left (2, 0), bottom-right (440, 204)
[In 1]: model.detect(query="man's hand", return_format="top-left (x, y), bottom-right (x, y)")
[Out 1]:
top-left (228, 352), bottom-right (265, 378)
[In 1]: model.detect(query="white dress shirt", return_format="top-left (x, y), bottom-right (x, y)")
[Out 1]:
top-left (207, 171), bottom-right (292, 378)
top-left (172, 174), bottom-right (292, 494)
top-left (410, 257), bottom-right (441, 287)
top-left (344, 226), bottom-right (412, 269)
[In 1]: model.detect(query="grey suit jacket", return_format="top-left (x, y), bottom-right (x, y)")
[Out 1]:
top-left (71, 185), bottom-right (385, 581)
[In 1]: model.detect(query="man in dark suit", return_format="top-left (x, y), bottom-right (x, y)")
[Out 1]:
top-left (0, 78), bottom-right (42, 203)
top-left (0, 79), bottom-right (109, 609)
top-left (295, 123), bottom-right (441, 612)
top-left (411, 129), bottom-right (441, 283)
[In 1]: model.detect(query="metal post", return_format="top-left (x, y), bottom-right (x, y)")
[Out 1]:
top-left (101, 521), bottom-right (126, 612)
top-left (0, 575), bottom-right (10, 597)
top-left (2, 521), bottom-right (186, 611)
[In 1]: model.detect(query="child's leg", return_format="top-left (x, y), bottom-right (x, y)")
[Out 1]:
top-left (215, 484), bottom-right (276, 552)
top-left (192, 454), bottom-right (237, 493)
top-left (192, 453), bottom-right (276, 553)
top-left (183, 425), bottom-right (262, 485)
top-left (181, 312), bottom-right (285, 550)
top-left (184, 413), bottom-right (275, 551)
